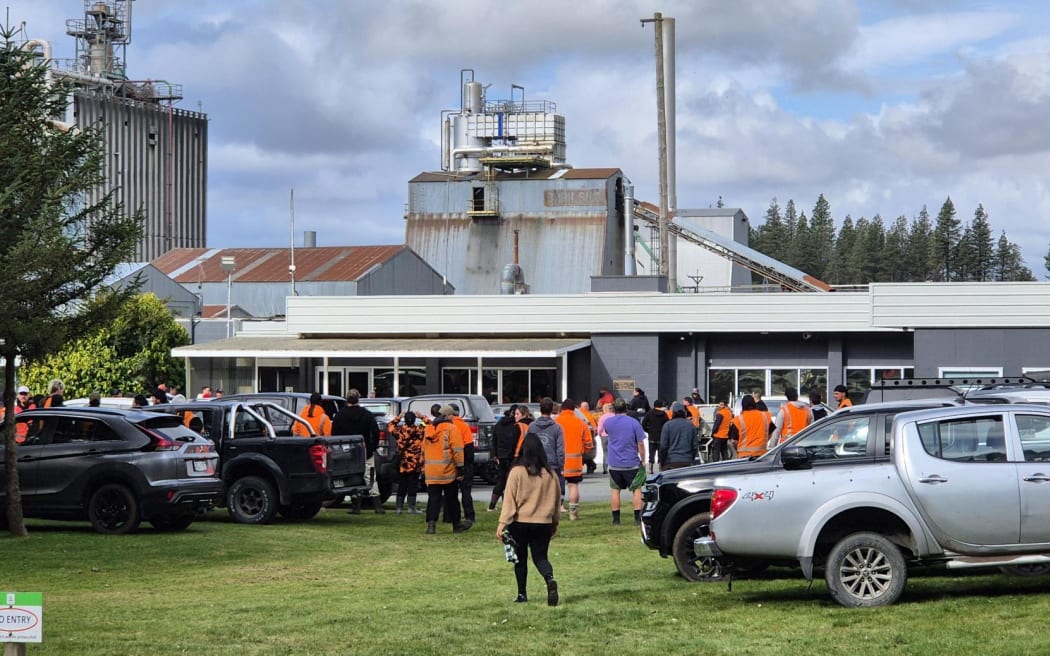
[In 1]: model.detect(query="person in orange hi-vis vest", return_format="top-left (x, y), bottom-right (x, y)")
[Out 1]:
top-left (293, 393), bottom-right (332, 437)
top-left (709, 398), bottom-right (733, 462)
top-left (555, 398), bottom-right (593, 521)
top-left (770, 387), bottom-right (814, 446)
top-left (732, 394), bottom-right (769, 459)
top-left (423, 405), bottom-right (470, 535)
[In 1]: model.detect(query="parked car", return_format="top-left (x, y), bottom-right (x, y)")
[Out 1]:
top-left (641, 398), bottom-right (961, 581)
top-left (64, 397), bottom-right (137, 410)
top-left (0, 407), bottom-right (222, 534)
top-left (403, 394), bottom-right (498, 483)
top-left (143, 400), bottom-right (369, 524)
top-left (694, 403), bottom-right (1050, 607)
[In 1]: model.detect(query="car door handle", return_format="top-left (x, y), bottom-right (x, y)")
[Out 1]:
top-left (919, 475), bottom-right (948, 484)
top-left (1023, 474), bottom-right (1050, 483)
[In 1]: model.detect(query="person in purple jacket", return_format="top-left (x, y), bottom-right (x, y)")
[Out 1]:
top-left (603, 398), bottom-right (648, 525)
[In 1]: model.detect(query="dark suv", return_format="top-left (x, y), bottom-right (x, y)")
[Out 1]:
top-left (403, 394), bottom-right (498, 483)
top-left (2, 407), bottom-right (222, 534)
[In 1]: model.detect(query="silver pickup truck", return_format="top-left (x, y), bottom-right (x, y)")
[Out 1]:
top-left (696, 403), bottom-right (1050, 607)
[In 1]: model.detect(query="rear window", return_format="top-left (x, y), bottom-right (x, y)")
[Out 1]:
top-left (917, 415), bottom-right (1006, 462)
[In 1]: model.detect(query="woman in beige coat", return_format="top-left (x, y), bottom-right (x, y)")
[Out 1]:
top-left (496, 432), bottom-right (562, 606)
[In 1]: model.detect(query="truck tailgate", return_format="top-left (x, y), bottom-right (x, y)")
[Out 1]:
top-left (323, 435), bottom-right (368, 491)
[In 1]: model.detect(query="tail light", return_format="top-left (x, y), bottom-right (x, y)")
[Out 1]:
top-left (309, 444), bottom-right (328, 473)
top-left (375, 429), bottom-right (390, 457)
top-left (137, 426), bottom-right (181, 451)
top-left (710, 488), bottom-right (738, 519)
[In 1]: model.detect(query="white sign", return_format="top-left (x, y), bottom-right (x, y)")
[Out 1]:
top-left (1, 592), bottom-right (42, 643)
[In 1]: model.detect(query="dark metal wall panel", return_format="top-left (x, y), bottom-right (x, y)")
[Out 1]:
top-left (357, 249), bottom-right (453, 295)
top-left (913, 328), bottom-right (1050, 377)
top-left (590, 334), bottom-right (660, 403)
top-left (75, 94), bottom-right (207, 261)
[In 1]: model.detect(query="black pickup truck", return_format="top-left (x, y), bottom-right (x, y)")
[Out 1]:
top-left (145, 400), bottom-right (369, 524)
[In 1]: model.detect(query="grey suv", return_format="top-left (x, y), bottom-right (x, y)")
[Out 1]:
top-left (3, 407), bottom-right (222, 534)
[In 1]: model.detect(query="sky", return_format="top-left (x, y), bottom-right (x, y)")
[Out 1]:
top-left (9, 0), bottom-right (1050, 275)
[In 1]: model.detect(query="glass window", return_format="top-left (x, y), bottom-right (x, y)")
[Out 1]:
top-left (373, 368), bottom-right (426, 397)
top-left (918, 415), bottom-right (1005, 462)
top-left (708, 370), bottom-right (735, 404)
top-left (482, 370), bottom-right (499, 404)
top-left (799, 369), bottom-right (827, 397)
top-left (502, 370), bottom-right (530, 402)
top-left (737, 369), bottom-right (765, 397)
top-left (1017, 414), bottom-right (1050, 462)
top-left (232, 410), bottom-right (267, 439)
top-left (770, 369), bottom-right (798, 396)
top-left (790, 415), bottom-right (872, 461)
top-left (442, 368), bottom-right (473, 394)
top-left (530, 370), bottom-right (556, 402)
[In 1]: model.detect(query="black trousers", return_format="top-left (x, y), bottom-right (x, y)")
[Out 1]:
top-left (492, 459), bottom-right (513, 504)
top-left (508, 522), bottom-right (554, 595)
top-left (426, 482), bottom-right (461, 524)
top-left (396, 470), bottom-right (420, 504)
top-left (459, 443), bottom-right (475, 520)
top-left (710, 437), bottom-right (730, 462)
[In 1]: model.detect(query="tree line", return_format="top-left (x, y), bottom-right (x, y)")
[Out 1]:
top-left (748, 194), bottom-right (1037, 285)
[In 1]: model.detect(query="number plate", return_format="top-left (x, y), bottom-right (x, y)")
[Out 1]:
top-left (192, 460), bottom-right (209, 472)
top-left (333, 479), bottom-right (345, 488)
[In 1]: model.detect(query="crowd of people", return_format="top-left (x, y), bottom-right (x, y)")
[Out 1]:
top-left (5, 376), bottom-right (852, 606)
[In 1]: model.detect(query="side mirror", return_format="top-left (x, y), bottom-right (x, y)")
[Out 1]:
top-left (781, 446), bottom-right (813, 470)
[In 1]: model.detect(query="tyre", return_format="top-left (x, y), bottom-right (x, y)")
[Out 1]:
top-left (88, 483), bottom-right (141, 535)
top-left (999, 563), bottom-right (1050, 577)
top-left (671, 513), bottom-right (725, 582)
top-left (279, 498), bottom-right (324, 521)
top-left (227, 475), bottom-right (278, 524)
top-left (825, 532), bottom-right (908, 608)
top-left (149, 513), bottom-right (196, 531)
top-left (479, 461), bottom-right (499, 485)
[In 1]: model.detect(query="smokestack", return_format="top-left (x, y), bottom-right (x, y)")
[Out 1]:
top-left (304, 230), bottom-right (316, 248)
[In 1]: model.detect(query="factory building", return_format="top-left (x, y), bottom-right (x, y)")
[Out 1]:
top-left (24, 0), bottom-right (207, 261)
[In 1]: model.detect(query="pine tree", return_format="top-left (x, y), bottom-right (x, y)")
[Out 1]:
top-left (881, 215), bottom-right (910, 282)
top-left (932, 197), bottom-right (960, 281)
top-left (0, 34), bottom-right (143, 536)
top-left (807, 194), bottom-right (836, 279)
top-left (968, 204), bottom-right (995, 281)
top-left (909, 206), bottom-right (934, 281)
top-left (1045, 241), bottom-right (1050, 279)
top-left (826, 215), bottom-right (855, 284)
top-left (752, 197), bottom-right (787, 263)
top-left (993, 232), bottom-right (1036, 281)
top-left (790, 210), bottom-right (811, 271)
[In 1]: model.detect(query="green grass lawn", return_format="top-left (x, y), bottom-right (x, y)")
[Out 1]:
top-left (4, 502), bottom-right (1049, 655)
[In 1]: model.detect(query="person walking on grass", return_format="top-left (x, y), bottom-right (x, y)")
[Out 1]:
top-left (488, 404), bottom-right (527, 511)
top-left (496, 432), bottom-right (561, 606)
top-left (555, 398), bottom-right (593, 521)
top-left (603, 398), bottom-right (647, 526)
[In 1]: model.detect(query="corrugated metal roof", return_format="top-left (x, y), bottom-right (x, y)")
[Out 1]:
top-left (410, 167), bottom-right (620, 183)
top-left (151, 246), bottom-right (406, 283)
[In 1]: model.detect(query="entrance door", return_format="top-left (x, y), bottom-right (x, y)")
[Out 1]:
top-left (316, 367), bottom-right (372, 398)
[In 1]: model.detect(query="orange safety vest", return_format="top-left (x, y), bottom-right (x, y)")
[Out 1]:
top-left (838, 397), bottom-right (853, 410)
top-left (712, 406), bottom-right (733, 438)
top-left (451, 415), bottom-right (473, 446)
top-left (734, 409), bottom-right (769, 458)
top-left (686, 405), bottom-right (701, 429)
top-left (294, 405), bottom-right (332, 437)
top-left (779, 403), bottom-right (811, 441)
top-left (423, 419), bottom-right (464, 485)
top-left (555, 410), bottom-right (593, 478)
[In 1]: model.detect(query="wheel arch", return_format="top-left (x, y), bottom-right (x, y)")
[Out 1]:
top-left (797, 494), bottom-right (934, 580)
top-left (222, 456), bottom-right (289, 505)
top-left (80, 466), bottom-right (150, 518)
top-left (662, 493), bottom-right (712, 553)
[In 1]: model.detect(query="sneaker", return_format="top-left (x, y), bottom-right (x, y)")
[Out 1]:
top-left (514, 594), bottom-right (528, 603)
top-left (568, 510), bottom-right (579, 521)
top-left (547, 580), bottom-right (559, 607)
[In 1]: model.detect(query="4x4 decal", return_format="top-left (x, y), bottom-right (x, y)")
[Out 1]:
top-left (742, 490), bottom-right (775, 501)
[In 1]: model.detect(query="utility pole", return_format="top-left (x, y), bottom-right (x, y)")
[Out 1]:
top-left (641, 12), bottom-right (671, 283)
